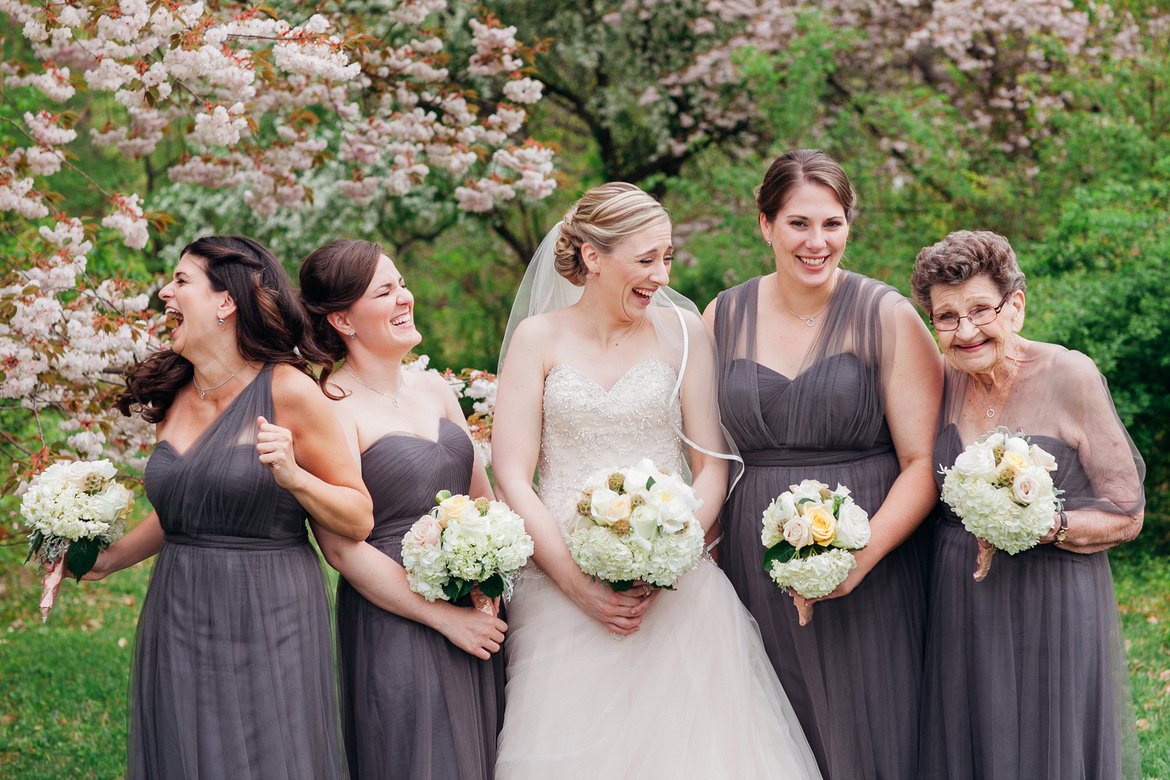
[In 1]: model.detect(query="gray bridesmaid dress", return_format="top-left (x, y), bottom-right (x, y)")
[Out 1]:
top-left (712, 272), bottom-right (930, 779)
top-left (920, 352), bottom-right (1144, 779)
top-left (134, 364), bottom-right (345, 778)
top-left (336, 417), bottom-right (503, 779)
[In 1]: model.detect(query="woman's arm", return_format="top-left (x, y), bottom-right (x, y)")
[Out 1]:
top-left (818, 300), bottom-right (943, 599)
top-left (313, 522), bottom-right (507, 658)
top-left (77, 510), bottom-right (166, 581)
top-left (679, 311), bottom-right (730, 537)
top-left (492, 320), bottom-right (651, 635)
top-left (262, 365), bottom-right (373, 540)
top-left (1045, 352), bottom-right (1144, 553)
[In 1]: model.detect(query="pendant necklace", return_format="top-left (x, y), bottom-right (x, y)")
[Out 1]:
top-left (776, 286), bottom-right (829, 327)
top-left (342, 365), bottom-right (401, 407)
top-left (971, 354), bottom-right (1019, 419)
top-left (193, 362), bottom-right (250, 400)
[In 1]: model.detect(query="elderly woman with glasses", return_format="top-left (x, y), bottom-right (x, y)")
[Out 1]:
top-left (911, 230), bottom-right (1145, 779)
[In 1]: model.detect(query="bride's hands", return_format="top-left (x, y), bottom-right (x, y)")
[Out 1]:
top-left (569, 575), bottom-right (659, 635)
top-left (432, 603), bottom-right (508, 660)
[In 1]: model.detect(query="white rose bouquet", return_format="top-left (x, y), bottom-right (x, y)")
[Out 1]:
top-left (20, 459), bottom-right (133, 622)
top-left (402, 491), bottom-right (534, 614)
top-left (568, 458), bottom-right (705, 591)
top-left (761, 479), bottom-right (871, 626)
top-left (940, 427), bottom-right (1062, 581)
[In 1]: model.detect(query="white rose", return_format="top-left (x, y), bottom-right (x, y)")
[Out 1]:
top-left (789, 479), bottom-right (828, 504)
top-left (1010, 471), bottom-right (1044, 505)
top-left (1028, 443), bottom-right (1058, 472)
top-left (628, 505), bottom-right (658, 551)
top-left (832, 500), bottom-right (871, 549)
top-left (782, 514), bottom-right (813, 550)
top-left (624, 459), bottom-right (659, 498)
top-left (451, 511), bottom-right (490, 541)
top-left (953, 445), bottom-right (997, 479)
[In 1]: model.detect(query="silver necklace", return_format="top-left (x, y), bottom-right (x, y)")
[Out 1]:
top-left (193, 362), bottom-right (249, 400)
top-left (342, 365), bottom-right (400, 407)
top-left (777, 288), bottom-right (829, 327)
top-left (970, 356), bottom-right (1019, 418)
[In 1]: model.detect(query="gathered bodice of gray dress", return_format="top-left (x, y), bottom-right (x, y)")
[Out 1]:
top-left (133, 364), bottom-right (345, 779)
top-left (336, 417), bottom-right (503, 780)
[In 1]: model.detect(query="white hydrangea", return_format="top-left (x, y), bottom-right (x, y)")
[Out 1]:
top-left (940, 428), bottom-right (1061, 555)
top-left (769, 547), bottom-right (857, 598)
top-left (21, 459), bottom-right (131, 566)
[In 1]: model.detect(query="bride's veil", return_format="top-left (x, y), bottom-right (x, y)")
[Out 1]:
top-left (499, 220), bottom-right (744, 500)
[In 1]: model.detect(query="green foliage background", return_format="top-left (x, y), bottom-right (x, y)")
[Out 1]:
top-left (3, 1), bottom-right (1170, 776)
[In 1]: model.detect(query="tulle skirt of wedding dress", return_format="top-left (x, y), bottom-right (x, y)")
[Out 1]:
top-left (496, 557), bottom-right (822, 779)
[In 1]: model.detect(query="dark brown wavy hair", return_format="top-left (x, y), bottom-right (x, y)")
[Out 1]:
top-left (115, 235), bottom-right (327, 423)
top-left (297, 238), bottom-right (383, 395)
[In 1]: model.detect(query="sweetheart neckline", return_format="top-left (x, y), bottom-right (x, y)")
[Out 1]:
top-left (546, 358), bottom-right (674, 395)
top-left (361, 417), bottom-right (462, 455)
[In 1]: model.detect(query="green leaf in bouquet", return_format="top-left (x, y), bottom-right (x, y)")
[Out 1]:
top-left (443, 578), bottom-right (472, 603)
top-left (762, 542), bottom-right (799, 574)
top-left (608, 579), bottom-right (636, 592)
top-left (65, 538), bottom-right (101, 581)
top-left (25, 530), bottom-right (44, 564)
top-left (477, 573), bottom-right (506, 599)
top-left (832, 494), bottom-right (845, 516)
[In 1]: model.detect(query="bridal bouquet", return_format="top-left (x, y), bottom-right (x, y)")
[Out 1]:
top-left (21, 459), bottom-right (133, 622)
top-left (402, 491), bottom-right (534, 614)
top-left (761, 479), bottom-right (870, 625)
top-left (940, 427), bottom-right (1061, 581)
top-left (568, 458), bottom-right (704, 591)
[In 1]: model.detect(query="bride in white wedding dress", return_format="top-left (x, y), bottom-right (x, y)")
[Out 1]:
top-left (492, 183), bottom-right (821, 779)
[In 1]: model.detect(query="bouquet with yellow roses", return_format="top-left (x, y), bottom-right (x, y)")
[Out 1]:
top-left (402, 491), bottom-right (534, 615)
top-left (761, 479), bottom-right (870, 625)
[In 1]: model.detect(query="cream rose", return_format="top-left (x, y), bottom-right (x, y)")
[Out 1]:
top-left (590, 488), bottom-right (633, 527)
top-left (1010, 470), bottom-right (1044, 505)
top-left (1029, 443), bottom-right (1058, 472)
top-left (782, 514), bottom-right (813, 550)
top-left (408, 515), bottom-right (444, 547)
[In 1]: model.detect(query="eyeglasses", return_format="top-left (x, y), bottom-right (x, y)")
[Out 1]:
top-left (929, 292), bottom-right (1011, 332)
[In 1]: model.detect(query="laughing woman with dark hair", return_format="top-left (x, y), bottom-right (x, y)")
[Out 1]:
top-left (81, 235), bottom-right (372, 778)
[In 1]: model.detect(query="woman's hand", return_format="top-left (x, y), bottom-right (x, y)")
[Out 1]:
top-left (255, 415), bottom-right (305, 491)
top-left (567, 575), bottom-right (659, 635)
top-left (432, 603), bottom-right (508, 660)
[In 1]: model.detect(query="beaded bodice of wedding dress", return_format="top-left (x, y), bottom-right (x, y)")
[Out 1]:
top-left (537, 359), bottom-right (683, 538)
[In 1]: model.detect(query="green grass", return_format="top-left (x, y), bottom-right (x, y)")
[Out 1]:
top-left (1, 524), bottom-right (1167, 778)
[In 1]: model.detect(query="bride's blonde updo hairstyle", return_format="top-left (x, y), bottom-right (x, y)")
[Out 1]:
top-left (555, 182), bottom-right (669, 285)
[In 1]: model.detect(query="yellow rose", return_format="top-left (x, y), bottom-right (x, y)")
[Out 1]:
top-left (999, 451), bottom-right (1029, 476)
top-left (435, 494), bottom-right (473, 528)
top-left (804, 504), bottom-right (837, 545)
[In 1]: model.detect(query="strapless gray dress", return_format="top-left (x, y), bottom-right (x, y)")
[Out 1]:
top-left (336, 417), bottom-right (503, 779)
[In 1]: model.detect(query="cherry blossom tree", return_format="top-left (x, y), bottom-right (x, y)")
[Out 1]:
top-left (0, 0), bottom-right (556, 482)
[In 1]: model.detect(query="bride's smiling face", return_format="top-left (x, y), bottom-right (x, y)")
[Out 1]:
top-left (587, 219), bottom-right (673, 320)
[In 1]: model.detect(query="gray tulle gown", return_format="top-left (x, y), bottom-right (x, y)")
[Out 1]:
top-left (713, 272), bottom-right (930, 779)
top-left (920, 347), bottom-right (1144, 779)
top-left (336, 417), bottom-right (503, 779)
top-left (134, 365), bottom-right (345, 779)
